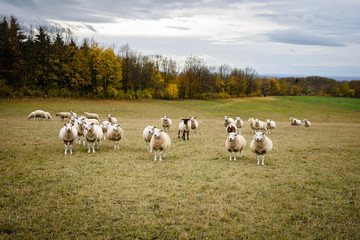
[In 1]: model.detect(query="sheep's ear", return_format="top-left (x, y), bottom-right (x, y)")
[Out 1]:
top-left (91, 122), bottom-right (93, 125)
top-left (71, 123), bottom-right (74, 126)
top-left (64, 123), bottom-right (66, 126)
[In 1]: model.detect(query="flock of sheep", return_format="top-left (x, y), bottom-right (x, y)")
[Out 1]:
top-left (27, 110), bottom-right (311, 165)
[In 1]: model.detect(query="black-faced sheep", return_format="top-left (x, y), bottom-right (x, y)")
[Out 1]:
top-left (178, 118), bottom-right (191, 140)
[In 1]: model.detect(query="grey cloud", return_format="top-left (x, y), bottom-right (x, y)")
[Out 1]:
top-left (166, 26), bottom-right (190, 31)
top-left (83, 24), bottom-right (97, 33)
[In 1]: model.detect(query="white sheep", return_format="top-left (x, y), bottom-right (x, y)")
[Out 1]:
top-left (84, 112), bottom-right (99, 120)
top-left (69, 116), bottom-right (77, 124)
top-left (150, 128), bottom-right (171, 161)
top-left (100, 121), bottom-right (111, 140)
top-left (143, 125), bottom-right (156, 151)
top-left (226, 123), bottom-right (238, 134)
top-left (56, 112), bottom-right (72, 121)
top-left (266, 119), bottom-right (276, 134)
top-left (225, 132), bottom-right (246, 161)
top-left (59, 123), bottom-right (78, 155)
top-left (290, 117), bottom-right (301, 127)
top-left (28, 110), bottom-right (47, 120)
top-left (250, 131), bottom-right (273, 166)
top-left (234, 117), bottom-right (244, 134)
top-left (254, 119), bottom-right (267, 132)
top-left (84, 118), bottom-right (99, 125)
top-left (190, 117), bottom-right (199, 135)
top-left (248, 118), bottom-right (256, 133)
top-left (70, 111), bottom-right (77, 118)
top-left (178, 118), bottom-right (191, 140)
top-left (302, 119), bottom-right (311, 130)
top-left (74, 118), bottom-right (85, 145)
top-left (107, 114), bottom-right (118, 124)
top-left (107, 123), bottom-right (123, 150)
top-left (224, 116), bottom-right (235, 128)
top-left (161, 116), bottom-right (172, 132)
top-left (44, 112), bottom-right (52, 120)
top-left (84, 122), bottom-right (103, 153)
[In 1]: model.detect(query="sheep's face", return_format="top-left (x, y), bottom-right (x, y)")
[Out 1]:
top-left (190, 117), bottom-right (196, 122)
top-left (113, 124), bottom-right (120, 131)
top-left (228, 132), bottom-right (237, 141)
top-left (266, 119), bottom-right (271, 123)
top-left (76, 119), bottom-right (84, 125)
top-left (182, 118), bottom-right (190, 125)
top-left (254, 132), bottom-right (265, 141)
top-left (236, 117), bottom-right (241, 121)
top-left (248, 118), bottom-right (254, 122)
top-left (84, 123), bottom-right (93, 131)
top-left (64, 124), bottom-right (73, 132)
top-left (153, 128), bottom-right (163, 138)
top-left (224, 116), bottom-right (228, 121)
top-left (148, 126), bottom-right (155, 134)
top-left (289, 117), bottom-right (293, 121)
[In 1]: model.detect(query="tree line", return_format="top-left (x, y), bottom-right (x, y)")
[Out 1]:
top-left (1, 15), bottom-right (359, 99)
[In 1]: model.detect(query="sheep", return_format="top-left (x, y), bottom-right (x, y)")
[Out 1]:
top-left (254, 119), bottom-right (267, 132)
top-left (234, 117), bottom-right (244, 134)
top-left (224, 116), bottom-right (235, 128)
top-left (248, 118), bottom-right (256, 133)
top-left (143, 125), bottom-right (156, 151)
top-left (74, 118), bottom-right (86, 145)
top-left (266, 119), bottom-right (276, 134)
top-left (84, 122), bottom-right (103, 153)
top-left (226, 123), bottom-right (238, 134)
top-left (69, 116), bottom-right (77, 124)
top-left (44, 112), bottom-right (52, 120)
top-left (28, 111), bottom-right (37, 120)
top-left (59, 123), bottom-right (78, 155)
top-left (225, 132), bottom-right (246, 161)
top-left (84, 112), bottom-right (99, 120)
top-left (302, 119), bottom-right (311, 130)
top-left (150, 128), bottom-right (171, 161)
top-left (107, 123), bottom-right (123, 150)
top-left (56, 112), bottom-right (72, 121)
top-left (190, 117), bottom-right (199, 135)
top-left (70, 111), bottom-right (77, 118)
top-left (178, 118), bottom-right (191, 140)
top-left (107, 114), bottom-right (118, 124)
top-left (28, 110), bottom-right (47, 120)
top-left (250, 131), bottom-right (273, 166)
top-left (84, 118), bottom-right (99, 125)
top-left (290, 117), bottom-right (301, 127)
top-left (160, 116), bottom-right (172, 132)
top-left (100, 121), bottom-right (111, 140)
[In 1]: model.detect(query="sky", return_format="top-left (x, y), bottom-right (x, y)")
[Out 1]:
top-left (2, 0), bottom-right (360, 79)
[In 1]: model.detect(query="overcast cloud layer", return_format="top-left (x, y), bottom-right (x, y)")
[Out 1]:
top-left (2, 0), bottom-right (360, 78)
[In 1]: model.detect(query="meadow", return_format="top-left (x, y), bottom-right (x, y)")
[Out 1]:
top-left (0, 96), bottom-right (359, 239)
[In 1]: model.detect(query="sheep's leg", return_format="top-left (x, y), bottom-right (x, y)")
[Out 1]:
top-left (159, 151), bottom-right (162, 161)
top-left (261, 155), bottom-right (265, 165)
top-left (98, 139), bottom-right (101, 149)
top-left (234, 152), bottom-right (237, 161)
top-left (182, 132), bottom-right (185, 141)
top-left (146, 142), bottom-right (149, 150)
top-left (240, 151), bottom-right (242, 158)
top-left (178, 130), bottom-right (181, 139)
top-left (187, 131), bottom-right (189, 140)
top-left (70, 142), bottom-right (73, 155)
top-left (229, 152), bottom-right (232, 161)
top-left (117, 141), bottom-right (120, 150)
top-left (163, 150), bottom-right (166, 158)
top-left (92, 142), bottom-right (95, 153)
top-left (154, 150), bottom-right (157, 161)
top-left (256, 155), bottom-right (260, 165)
top-left (87, 142), bottom-right (91, 154)
top-left (64, 143), bottom-right (68, 154)
top-left (114, 141), bottom-right (116, 150)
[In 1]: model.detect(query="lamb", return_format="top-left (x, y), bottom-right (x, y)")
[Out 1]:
top-left (74, 118), bottom-right (85, 145)
top-left (84, 118), bottom-right (99, 125)
top-left (143, 125), bottom-right (156, 151)
top-left (100, 121), bottom-right (111, 140)
top-left (84, 122), bottom-right (103, 153)
top-left (234, 117), bottom-right (244, 134)
top-left (107, 114), bottom-right (118, 124)
top-left (224, 116), bottom-right (235, 128)
top-left (150, 128), bottom-right (171, 161)
top-left (178, 118), bottom-right (191, 140)
top-left (59, 123), bottom-right (78, 155)
top-left (84, 112), bottom-right (99, 120)
top-left (190, 117), bottom-right (199, 135)
top-left (302, 119), bottom-right (311, 130)
top-left (254, 119), bottom-right (267, 132)
top-left (107, 123), bottom-right (123, 150)
top-left (250, 131), bottom-right (273, 166)
top-left (226, 123), bottom-right (237, 134)
top-left (28, 110), bottom-right (46, 120)
top-left (225, 132), bottom-right (246, 161)
top-left (161, 116), bottom-right (172, 132)
top-left (248, 118), bottom-right (256, 133)
top-left (56, 112), bottom-right (72, 121)
top-left (266, 119), bottom-right (276, 134)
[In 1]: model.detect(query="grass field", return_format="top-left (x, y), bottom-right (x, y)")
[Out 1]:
top-left (0, 96), bottom-right (359, 239)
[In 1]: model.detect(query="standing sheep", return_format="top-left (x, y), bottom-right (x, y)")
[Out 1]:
top-left (74, 118), bottom-right (85, 145)
top-left (225, 132), bottom-right (246, 161)
top-left (224, 116), bottom-right (235, 128)
top-left (56, 112), bottom-right (72, 121)
top-left (84, 112), bottom-right (99, 120)
top-left (107, 123), bottom-right (123, 150)
top-left (150, 128), bottom-right (171, 161)
top-left (161, 116), bottom-right (172, 132)
top-left (234, 117), bottom-right (244, 134)
top-left (254, 119), bottom-right (267, 132)
top-left (266, 119), bottom-right (276, 134)
top-left (290, 117), bottom-right (301, 127)
top-left (59, 123), bottom-right (78, 155)
top-left (250, 131), bottom-right (273, 166)
top-left (107, 114), bottom-right (118, 124)
top-left (84, 122), bottom-right (103, 153)
top-left (100, 121), bottom-right (111, 140)
top-left (302, 119), bottom-right (311, 130)
top-left (190, 117), bottom-right (199, 135)
top-left (226, 123), bottom-right (238, 134)
top-left (178, 118), bottom-right (191, 140)
top-left (248, 118), bottom-right (256, 133)
top-left (143, 125), bottom-right (156, 151)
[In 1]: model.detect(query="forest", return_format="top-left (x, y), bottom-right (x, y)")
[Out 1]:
top-left (1, 15), bottom-right (360, 99)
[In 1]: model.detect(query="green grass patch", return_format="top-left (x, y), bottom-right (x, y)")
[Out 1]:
top-left (0, 97), bottom-right (359, 239)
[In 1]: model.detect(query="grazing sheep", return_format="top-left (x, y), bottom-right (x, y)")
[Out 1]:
top-left (250, 131), bottom-right (273, 166)
top-left (28, 110), bottom-right (47, 120)
top-left (225, 132), bottom-right (246, 161)
top-left (234, 117), bottom-right (244, 134)
top-left (254, 119), bottom-right (267, 132)
top-left (84, 122), bottom-right (103, 153)
top-left (143, 125), bottom-right (156, 151)
top-left (290, 117), bottom-right (301, 127)
top-left (302, 119), bottom-right (311, 130)
top-left (100, 121), bottom-right (111, 140)
top-left (248, 118), bottom-right (256, 133)
top-left (178, 118), bottom-right (191, 140)
top-left (107, 123), bottom-right (123, 150)
top-left (84, 112), bottom-right (99, 120)
top-left (107, 114), bottom-right (118, 124)
top-left (150, 128), bottom-right (171, 161)
top-left (226, 123), bottom-right (238, 134)
top-left (70, 111), bottom-right (77, 118)
top-left (59, 123), bottom-right (78, 155)
top-left (43, 112), bottom-right (52, 120)
top-left (190, 117), bottom-right (199, 135)
top-left (266, 119), bottom-right (276, 134)
top-left (84, 118), bottom-right (99, 125)
top-left (161, 116), bottom-right (172, 132)
top-left (27, 111), bottom-right (37, 120)
top-left (224, 116), bottom-right (235, 128)
top-left (56, 112), bottom-right (72, 121)
top-left (74, 118), bottom-right (85, 145)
